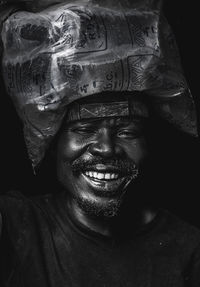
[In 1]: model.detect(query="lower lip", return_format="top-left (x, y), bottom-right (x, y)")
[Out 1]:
top-left (81, 172), bottom-right (130, 196)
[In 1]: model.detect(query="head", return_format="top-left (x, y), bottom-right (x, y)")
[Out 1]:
top-left (56, 93), bottom-right (149, 218)
top-left (1, 1), bottom-right (196, 172)
top-left (1, 1), bottom-right (197, 209)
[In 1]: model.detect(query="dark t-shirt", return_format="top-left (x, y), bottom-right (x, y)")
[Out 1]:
top-left (0, 191), bottom-right (200, 287)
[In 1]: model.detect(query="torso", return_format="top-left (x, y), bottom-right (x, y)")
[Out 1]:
top-left (0, 191), bottom-right (200, 287)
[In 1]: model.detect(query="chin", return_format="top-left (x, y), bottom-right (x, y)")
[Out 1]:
top-left (75, 195), bottom-right (123, 218)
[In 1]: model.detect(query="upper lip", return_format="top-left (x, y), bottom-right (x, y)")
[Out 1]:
top-left (84, 165), bottom-right (120, 172)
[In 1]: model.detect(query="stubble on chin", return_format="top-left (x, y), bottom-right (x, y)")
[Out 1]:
top-left (75, 195), bottom-right (123, 218)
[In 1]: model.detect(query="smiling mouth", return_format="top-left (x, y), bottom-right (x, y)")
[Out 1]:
top-left (80, 167), bottom-right (135, 197)
top-left (84, 171), bottom-right (120, 180)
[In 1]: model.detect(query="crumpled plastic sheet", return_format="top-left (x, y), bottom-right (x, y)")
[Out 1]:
top-left (1, 1), bottom-right (198, 168)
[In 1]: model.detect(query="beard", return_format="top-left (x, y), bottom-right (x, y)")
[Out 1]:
top-left (71, 156), bottom-right (139, 197)
top-left (69, 155), bottom-right (140, 218)
top-left (74, 194), bottom-right (122, 218)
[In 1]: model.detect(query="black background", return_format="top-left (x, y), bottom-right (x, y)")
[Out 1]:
top-left (1, 1), bottom-right (200, 228)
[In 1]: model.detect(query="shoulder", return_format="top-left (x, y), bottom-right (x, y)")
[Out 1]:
top-left (0, 190), bottom-right (53, 209)
top-left (159, 210), bottom-right (200, 285)
top-left (0, 190), bottom-right (54, 228)
top-left (156, 209), bottom-right (200, 255)
top-left (0, 190), bottom-right (26, 217)
top-left (161, 209), bottom-right (200, 239)
top-left (0, 190), bottom-right (56, 244)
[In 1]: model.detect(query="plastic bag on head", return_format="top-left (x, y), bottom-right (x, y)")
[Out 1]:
top-left (1, 0), bottom-right (198, 169)
top-left (1, 0), bottom-right (163, 12)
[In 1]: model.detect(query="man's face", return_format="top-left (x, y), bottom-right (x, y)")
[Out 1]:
top-left (56, 116), bottom-right (148, 217)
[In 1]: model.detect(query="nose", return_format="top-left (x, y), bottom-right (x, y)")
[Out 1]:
top-left (88, 128), bottom-right (120, 158)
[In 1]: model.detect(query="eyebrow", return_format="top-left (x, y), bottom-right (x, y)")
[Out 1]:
top-left (114, 117), bottom-right (142, 126)
top-left (68, 116), bottom-right (144, 128)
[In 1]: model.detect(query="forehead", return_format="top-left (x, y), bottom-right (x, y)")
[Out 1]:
top-left (66, 116), bottom-right (144, 128)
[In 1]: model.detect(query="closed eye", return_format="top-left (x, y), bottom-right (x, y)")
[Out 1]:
top-left (117, 129), bottom-right (141, 139)
top-left (71, 126), bottom-right (96, 135)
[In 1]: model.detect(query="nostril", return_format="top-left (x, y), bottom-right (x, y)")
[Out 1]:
top-left (87, 128), bottom-right (120, 157)
top-left (88, 141), bottom-right (114, 157)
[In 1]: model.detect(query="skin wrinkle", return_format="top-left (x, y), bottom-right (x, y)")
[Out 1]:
top-left (56, 115), bottom-right (149, 235)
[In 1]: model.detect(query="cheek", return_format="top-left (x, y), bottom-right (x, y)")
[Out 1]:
top-left (122, 138), bottom-right (148, 165)
top-left (58, 134), bottom-right (87, 162)
top-left (56, 136), bottom-right (84, 190)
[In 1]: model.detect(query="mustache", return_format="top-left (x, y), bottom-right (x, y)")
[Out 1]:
top-left (71, 156), bottom-right (138, 175)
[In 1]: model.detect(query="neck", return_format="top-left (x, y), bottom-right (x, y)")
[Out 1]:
top-left (68, 198), bottom-right (157, 237)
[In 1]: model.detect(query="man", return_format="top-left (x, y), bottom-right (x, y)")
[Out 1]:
top-left (0, 0), bottom-right (200, 286)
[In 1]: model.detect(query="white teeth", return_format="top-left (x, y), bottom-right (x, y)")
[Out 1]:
top-left (84, 171), bottom-right (119, 180)
top-left (89, 171), bottom-right (93, 178)
top-left (97, 173), bottom-right (104, 179)
top-left (105, 173), bottom-right (111, 180)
